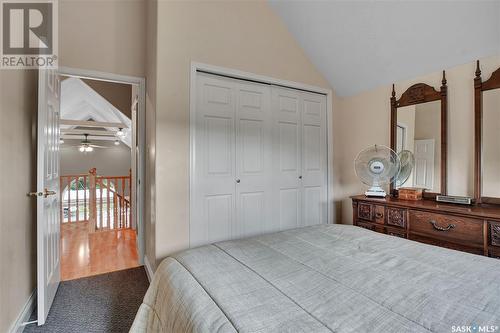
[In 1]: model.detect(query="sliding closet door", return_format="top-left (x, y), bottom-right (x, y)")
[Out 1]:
top-left (301, 92), bottom-right (328, 226)
top-left (191, 74), bottom-right (236, 247)
top-left (235, 82), bottom-right (273, 236)
top-left (272, 87), bottom-right (302, 231)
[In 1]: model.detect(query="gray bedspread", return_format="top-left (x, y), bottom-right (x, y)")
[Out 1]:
top-left (131, 224), bottom-right (500, 333)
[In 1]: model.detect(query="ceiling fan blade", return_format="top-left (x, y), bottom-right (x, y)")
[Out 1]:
top-left (89, 144), bottom-right (109, 148)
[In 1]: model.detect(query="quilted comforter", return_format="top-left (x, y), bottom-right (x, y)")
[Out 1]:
top-left (131, 224), bottom-right (500, 333)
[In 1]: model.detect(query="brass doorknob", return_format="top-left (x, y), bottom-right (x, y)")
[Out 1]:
top-left (26, 189), bottom-right (56, 198)
top-left (43, 188), bottom-right (57, 198)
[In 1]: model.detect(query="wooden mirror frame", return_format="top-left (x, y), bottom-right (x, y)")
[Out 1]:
top-left (474, 60), bottom-right (500, 205)
top-left (390, 71), bottom-right (448, 198)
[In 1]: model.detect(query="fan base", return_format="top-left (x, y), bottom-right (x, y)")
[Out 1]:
top-left (365, 187), bottom-right (387, 198)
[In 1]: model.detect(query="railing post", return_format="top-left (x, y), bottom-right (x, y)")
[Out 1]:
top-left (129, 169), bottom-right (132, 229)
top-left (88, 168), bottom-right (97, 233)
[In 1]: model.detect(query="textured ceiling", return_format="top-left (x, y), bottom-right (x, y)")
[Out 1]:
top-left (269, 1), bottom-right (500, 96)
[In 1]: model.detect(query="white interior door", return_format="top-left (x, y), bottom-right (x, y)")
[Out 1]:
top-left (301, 92), bottom-right (327, 226)
top-left (413, 139), bottom-right (435, 190)
top-left (235, 81), bottom-right (273, 236)
top-left (191, 73), bottom-right (236, 247)
top-left (37, 68), bottom-right (61, 325)
top-left (272, 87), bottom-right (302, 231)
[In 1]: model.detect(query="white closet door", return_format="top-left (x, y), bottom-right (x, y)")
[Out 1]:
top-left (272, 87), bottom-right (302, 231)
top-left (235, 82), bottom-right (273, 237)
top-left (191, 74), bottom-right (236, 247)
top-left (301, 92), bottom-right (328, 226)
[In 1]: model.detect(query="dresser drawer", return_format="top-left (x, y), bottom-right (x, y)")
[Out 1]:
top-left (410, 234), bottom-right (484, 255)
top-left (386, 207), bottom-right (406, 228)
top-left (357, 203), bottom-right (374, 221)
top-left (489, 247), bottom-right (500, 259)
top-left (489, 222), bottom-right (500, 247)
top-left (356, 220), bottom-right (384, 233)
top-left (374, 205), bottom-right (385, 224)
top-left (409, 210), bottom-right (483, 247)
top-left (385, 226), bottom-right (406, 238)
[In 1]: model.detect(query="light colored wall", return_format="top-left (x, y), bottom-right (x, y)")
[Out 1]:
top-left (81, 79), bottom-right (132, 118)
top-left (335, 54), bottom-right (500, 224)
top-left (59, 0), bottom-right (146, 77)
top-left (0, 70), bottom-right (37, 332)
top-left (414, 101), bottom-right (441, 192)
top-left (153, 0), bottom-right (332, 260)
top-left (145, 0), bottom-right (157, 270)
top-left (482, 89), bottom-right (500, 197)
top-left (60, 140), bottom-right (131, 177)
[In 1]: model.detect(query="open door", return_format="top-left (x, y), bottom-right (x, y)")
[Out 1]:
top-left (36, 68), bottom-right (61, 325)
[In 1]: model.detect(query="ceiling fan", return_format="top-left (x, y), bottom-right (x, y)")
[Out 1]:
top-left (65, 134), bottom-right (109, 152)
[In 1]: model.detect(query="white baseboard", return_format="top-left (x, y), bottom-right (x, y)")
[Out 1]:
top-left (143, 255), bottom-right (154, 283)
top-left (8, 289), bottom-right (36, 333)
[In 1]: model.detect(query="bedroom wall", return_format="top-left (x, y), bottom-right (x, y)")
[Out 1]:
top-left (334, 54), bottom-right (500, 224)
top-left (153, 0), bottom-right (334, 260)
top-left (58, 0), bottom-right (146, 77)
top-left (0, 70), bottom-right (37, 332)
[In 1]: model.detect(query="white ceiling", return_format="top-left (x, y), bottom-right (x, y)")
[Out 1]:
top-left (61, 77), bottom-right (132, 147)
top-left (269, 1), bottom-right (500, 96)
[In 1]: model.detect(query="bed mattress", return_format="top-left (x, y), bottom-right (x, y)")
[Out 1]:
top-left (131, 224), bottom-right (500, 333)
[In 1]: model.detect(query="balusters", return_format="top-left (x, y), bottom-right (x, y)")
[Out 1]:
top-left (60, 171), bottom-right (132, 231)
top-left (76, 176), bottom-right (80, 222)
top-left (83, 175), bottom-right (87, 221)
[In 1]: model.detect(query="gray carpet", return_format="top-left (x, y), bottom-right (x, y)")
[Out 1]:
top-left (24, 267), bottom-right (149, 333)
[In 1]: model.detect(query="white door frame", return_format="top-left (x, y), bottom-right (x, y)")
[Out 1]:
top-left (189, 62), bottom-right (335, 247)
top-left (57, 66), bottom-right (146, 264)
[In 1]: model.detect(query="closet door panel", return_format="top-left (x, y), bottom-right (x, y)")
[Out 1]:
top-left (235, 82), bottom-right (273, 237)
top-left (272, 87), bottom-right (302, 231)
top-left (301, 92), bottom-right (328, 226)
top-left (191, 74), bottom-right (236, 247)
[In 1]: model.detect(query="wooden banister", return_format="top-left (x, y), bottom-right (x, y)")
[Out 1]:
top-left (60, 168), bottom-right (132, 232)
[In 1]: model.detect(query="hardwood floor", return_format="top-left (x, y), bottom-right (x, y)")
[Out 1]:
top-left (61, 222), bottom-right (139, 281)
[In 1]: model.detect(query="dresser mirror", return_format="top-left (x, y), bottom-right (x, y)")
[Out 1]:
top-left (474, 61), bottom-right (500, 204)
top-left (390, 71), bottom-right (448, 197)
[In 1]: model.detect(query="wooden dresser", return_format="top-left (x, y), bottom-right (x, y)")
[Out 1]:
top-left (351, 195), bottom-right (500, 259)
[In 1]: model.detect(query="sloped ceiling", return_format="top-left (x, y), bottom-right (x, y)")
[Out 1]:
top-left (60, 77), bottom-right (132, 147)
top-left (269, 1), bottom-right (500, 96)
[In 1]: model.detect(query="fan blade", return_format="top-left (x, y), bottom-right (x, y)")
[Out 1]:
top-left (89, 144), bottom-right (109, 148)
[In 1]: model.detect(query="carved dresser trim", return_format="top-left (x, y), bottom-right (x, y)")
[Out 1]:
top-left (351, 195), bottom-right (500, 259)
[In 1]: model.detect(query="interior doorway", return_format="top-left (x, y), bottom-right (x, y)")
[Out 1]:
top-left (57, 68), bottom-right (145, 281)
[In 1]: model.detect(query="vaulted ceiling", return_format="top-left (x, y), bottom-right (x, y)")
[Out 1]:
top-left (269, 1), bottom-right (500, 96)
top-left (60, 77), bottom-right (132, 147)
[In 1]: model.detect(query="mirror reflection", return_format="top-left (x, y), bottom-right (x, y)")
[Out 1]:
top-left (395, 100), bottom-right (441, 192)
top-left (482, 88), bottom-right (500, 198)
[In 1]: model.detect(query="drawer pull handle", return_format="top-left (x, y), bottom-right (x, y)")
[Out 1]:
top-left (429, 220), bottom-right (456, 232)
top-left (375, 213), bottom-right (384, 219)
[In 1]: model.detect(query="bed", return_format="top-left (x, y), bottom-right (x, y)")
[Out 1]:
top-left (131, 224), bottom-right (500, 333)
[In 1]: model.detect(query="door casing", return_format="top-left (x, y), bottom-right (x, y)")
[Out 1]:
top-left (57, 67), bottom-right (146, 265)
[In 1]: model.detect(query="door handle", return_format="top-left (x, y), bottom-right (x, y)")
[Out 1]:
top-left (236, 179), bottom-right (241, 184)
top-left (298, 176), bottom-right (302, 180)
top-left (27, 189), bottom-right (56, 198)
top-left (43, 189), bottom-right (57, 198)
